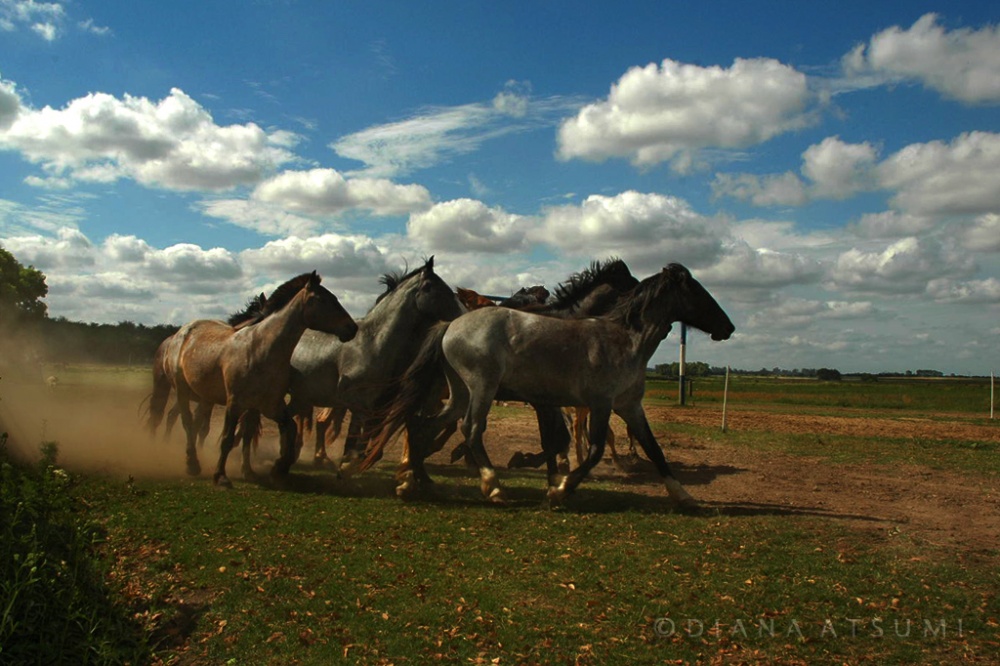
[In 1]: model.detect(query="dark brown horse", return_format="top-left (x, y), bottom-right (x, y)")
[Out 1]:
top-left (364, 264), bottom-right (734, 507)
top-left (150, 272), bottom-right (357, 485)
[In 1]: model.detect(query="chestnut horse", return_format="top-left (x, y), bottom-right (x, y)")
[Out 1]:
top-left (150, 272), bottom-right (357, 486)
top-left (363, 264), bottom-right (734, 507)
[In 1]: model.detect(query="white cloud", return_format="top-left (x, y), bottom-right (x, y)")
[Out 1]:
top-left (240, 233), bottom-right (391, 283)
top-left (827, 237), bottom-right (976, 294)
top-left (959, 213), bottom-right (1000, 252)
top-left (801, 136), bottom-right (878, 199)
top-left (745, 298), bottom-right (875, 329)
top-left (698, 242), bottom-right (824, 289)
top-left (0, 87), bottom-right (298, 191)
top-left (849, 211), bottom-right (936, 240)
top-left (711, 171), bottom-right (807, 207)
top-left (536, 191), bottom-right (726, 271)
top-left (716, 132), bottom-right (1000, 221)
top-left (926, 277), bottom-right (1000, 304)
top-left (0, 75), bottom-right (23, 131)
top-left (877, 131), bottom-right (1000, 216)
top-left (556, 57), bottom-right (815, 171)
top-left (1, 226), bottom-right (94, 268)
top-left (713, 136), bottom-right (877, 206)
top-left (332, 90), bottom-right (580, 178)
top-left (197, 199), bottom-right (321, 237)
top-left (252, 168), bottom-right (431, 217)
top-left (842, 13), bottom-right (1000, 104)
top-left (407, 198), bottom-right (529, 253)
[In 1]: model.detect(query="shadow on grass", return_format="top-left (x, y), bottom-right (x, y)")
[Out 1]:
top-left (246, 459), bottom-right (895, 527)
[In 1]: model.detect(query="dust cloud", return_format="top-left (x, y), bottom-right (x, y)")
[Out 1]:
top-left (0, 370), bottom-right (281, 481)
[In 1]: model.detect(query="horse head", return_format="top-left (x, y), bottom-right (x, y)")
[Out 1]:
top-left (300, 271), bottom-right (359, 342)
top-left (664, 264), bottom-right (734, 341)
top-left (413, 257), bottom-right (463, 322)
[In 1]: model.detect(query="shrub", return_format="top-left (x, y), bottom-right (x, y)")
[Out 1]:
top-left (0, 437), bottom-right (149, 665)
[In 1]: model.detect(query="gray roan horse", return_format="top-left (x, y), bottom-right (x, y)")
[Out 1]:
top-left (288, 257), bottom-right (463, 466)
top-left (363, 263), bottom-right (734, 507)
top-left (149, 272), bottom-right (357, 486)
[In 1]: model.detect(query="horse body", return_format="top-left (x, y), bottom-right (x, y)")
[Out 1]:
top-left (164, 272), bottom-right (357, 485)
top-left (367, 263), bottom-right (734, 506)
top-left (288, 258), bottom-right (463, 466)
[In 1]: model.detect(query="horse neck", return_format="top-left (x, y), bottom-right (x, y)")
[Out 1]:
top-left (250, 290), bottom-right (310, 363)
top-left (360, 282), bottom-right (426, 361)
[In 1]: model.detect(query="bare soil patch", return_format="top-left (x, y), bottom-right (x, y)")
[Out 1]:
top-left (444, 404), bottom-right (1000, 559)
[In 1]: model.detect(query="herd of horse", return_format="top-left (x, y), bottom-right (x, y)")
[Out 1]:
top-left (145, 257), bottom-right (734, 507)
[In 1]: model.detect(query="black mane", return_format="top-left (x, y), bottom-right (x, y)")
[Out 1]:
top-left (227, 293), bottom-right (267, 327)
top-left (547, 257), bottom-right (638, 312)
top-left (375, 257), bottom-right (434, 306)
top-left (258, 271), bottom-right (319, 318)
top-left (607, 263), bottom-right (687, 330)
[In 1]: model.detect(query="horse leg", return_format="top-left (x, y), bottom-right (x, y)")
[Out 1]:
top-left (270, 407), bottom-right (298, 479)
top-left (462, 394), bottom-right (504, 502)
top-left (316, 406), bottom-right (346, 467)
top-left (573, 407), bottom-right (588, 468)
top-left (193, 402), bottom-right (213, 449)
top-left (549, 404), bottom-right (611, 507)
top-left (175, 390), bottom-right (201, 476)
top-left (534, 405), bottom-right (570, 493)
top-left (339, 417), bottom-right (366, 472)
top-left (617, 405), bottom-right (695, 508)
top-left (212, 407), bottom-right (240, 487)
top-left (239, 410), bottom-right (261, 480)
top-left (164, 403), bottom-right (180, 440)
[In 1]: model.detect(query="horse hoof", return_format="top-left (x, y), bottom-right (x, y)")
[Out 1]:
top-left (242, 469), bottom-right (258, 481)
top-left (486, 487), bottom-right (506, 503)
top-left (213, 474), bottom-right (232, 488)
top-left (186, 461), bottom-right (201, 476)
top-left (506, 452), bottom-right (526, 469)
top-left (547, 486), bottom-right (566, 509)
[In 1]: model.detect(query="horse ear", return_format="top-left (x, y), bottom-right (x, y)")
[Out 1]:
top-left (425, 256), bottom-right (435, 272)
top-left (310, 270), bottom-right (321, 285)
top-left (666, 264), bottom-right (688, 282)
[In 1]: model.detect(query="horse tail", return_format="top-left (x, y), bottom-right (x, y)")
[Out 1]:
top-left (360, 321), bottom-right (450, 471)
top-left (146, 342), bottom-right (172, 435)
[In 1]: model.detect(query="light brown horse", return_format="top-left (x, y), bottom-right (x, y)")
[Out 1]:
top-left (150, 272), bottom-right (357, 486)
top-left (148, 293), bottom-right (268, 450)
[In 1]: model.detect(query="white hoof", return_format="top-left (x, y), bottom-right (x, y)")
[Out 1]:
top-left (664, 477), bottom-right (697, 507)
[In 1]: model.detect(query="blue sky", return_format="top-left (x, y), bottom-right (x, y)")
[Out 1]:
top-left (1, 1), bottom-right (998, 375)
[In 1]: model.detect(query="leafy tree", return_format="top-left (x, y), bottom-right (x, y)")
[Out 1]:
top-left (816, 367), bottom-right (842, 381)
top-left (0, 245), bottom-right (48, 324)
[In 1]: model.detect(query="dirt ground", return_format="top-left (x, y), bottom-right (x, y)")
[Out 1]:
top-left (3, 379), bottom-right (998, 560)
top-left (420, 403), bottom-right (1000, 560)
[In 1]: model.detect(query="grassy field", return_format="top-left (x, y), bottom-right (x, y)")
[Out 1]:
top-left (3, 368), bottom-right (999, 664)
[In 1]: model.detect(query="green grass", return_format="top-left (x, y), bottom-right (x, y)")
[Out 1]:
top-left (6, 369), bottom-right (1000, 664)
top-left (86, 469), bottom-right (998, 665)
top-left (646, 375), bottom-right (997, 415)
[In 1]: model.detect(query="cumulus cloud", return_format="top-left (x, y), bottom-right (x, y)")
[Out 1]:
top-left (926, 277), bottom-right (1000, 304)
top-left (877, 131), bottom-right (1000, 216)
top-left (0, 87), bottom-right (298, 191)
top-left (959, 213), bottom-right (1000, 252)
top-left (556, 58), bottom-right (815, 171)
top-left (827, 237), bottom-right (976, 294)
top-left (0, 0), bottom-right (64, 39)
top-left (252, 168), bottom-right (431, 217)
top-left (1, 226), bottom-right (95, 268)
top-left (849, 211), bottom-right (937, 240)
top-left (842, 13), bottom-right (1000, 104)
top-left (713, 136), bottom-right (878, 206)
top-left (535, 191), bottom-right (726, 271)
top-left (0, 75), bottom-right (22, 131)
top-left (240, 233), bottom-right (391, 282)
top-left (407, 199), bottom-right (529, 254)
top-left (697, 241), bottom-right (824, 289)
top-left (711, 172), bottom-right (808, 207)
top-left (745, 297), bottom-right (875, 329)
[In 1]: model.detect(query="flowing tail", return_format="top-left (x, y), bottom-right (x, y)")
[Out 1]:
top-left (360, 322), bottom-right (451, 471)
top-left (146, 339), bottom-right (172, 435)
